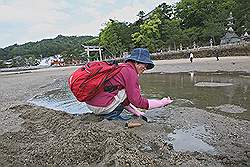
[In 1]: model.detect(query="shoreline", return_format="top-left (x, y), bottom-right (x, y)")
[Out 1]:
top-left (1, 56), bottom-right (250, 76)
top-left (150, 56), bottom-right (250, 73)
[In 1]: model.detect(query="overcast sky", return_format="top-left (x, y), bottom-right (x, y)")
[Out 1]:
top-left (0, 0), bottom-right (180, 48)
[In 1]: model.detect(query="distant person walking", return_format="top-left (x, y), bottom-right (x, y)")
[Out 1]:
top-left (213, 50), bottom-right (219, 61)
top-left (216, 53), bottom-right (219, 61)
top-left (189, 52), bottom-right (194, 63)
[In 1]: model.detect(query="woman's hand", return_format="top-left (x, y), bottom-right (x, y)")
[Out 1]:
top-left (148, 97), bottom-right (173, 109)
top-left (124, 104), bottom-right (144, 117)
top-left (160, 97), bottom-right (173, 106)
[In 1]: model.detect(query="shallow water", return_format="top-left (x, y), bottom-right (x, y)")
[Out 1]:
top-left (28, 88), bottom-right (91, 114)
top-left (140, 71), bottom-right (250, 121)
top-left (28, 71), bottom-right (250, 120)
top-left (164, 126), bottom-right (217, 154)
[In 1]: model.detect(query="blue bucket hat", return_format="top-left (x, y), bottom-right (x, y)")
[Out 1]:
top-left (125, 48), bottom-right (154, 69)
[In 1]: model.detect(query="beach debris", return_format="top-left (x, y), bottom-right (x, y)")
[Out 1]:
top-left (125, 122), bottom-right (143, 128)
top-left (141, 115), bottom-right (148, 122)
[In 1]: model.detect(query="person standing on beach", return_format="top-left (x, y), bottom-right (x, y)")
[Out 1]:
top-left (216, 53), bottom-right (219, 61)
top-left (85, 48), bottom-right (173, 120)
top-left (189, 52), bottom-right (194, 63)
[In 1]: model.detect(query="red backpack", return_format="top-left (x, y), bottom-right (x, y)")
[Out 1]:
top-left (68, 61), bottom-right (123, 102)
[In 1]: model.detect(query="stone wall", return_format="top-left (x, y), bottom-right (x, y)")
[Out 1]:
top-left (151, 42), bottom-right (250, 60)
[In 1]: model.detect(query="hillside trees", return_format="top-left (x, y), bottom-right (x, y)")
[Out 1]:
top-left (233, 0), bottom-right (250, 34)
top-left (98, 0), bottom-right (247, 53)
top-left (132, 12), bottom-right (162, 52)
top-left (176, 0), bottom-right (237, 45)
top-left (99, 19), bottom-right (133, 57)
top-left (0, 35), bottom-right (95, 67)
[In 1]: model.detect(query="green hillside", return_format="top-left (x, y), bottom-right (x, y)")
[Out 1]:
top-left (0, 35), bottom-right (96, 67)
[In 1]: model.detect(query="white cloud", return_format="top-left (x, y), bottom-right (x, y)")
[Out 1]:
top-left (0, 0), bottom-right (64, 23)
top-left (0, 0), bottom-right (180, 48)
top-left (98, 0), bottom-right (180, 24)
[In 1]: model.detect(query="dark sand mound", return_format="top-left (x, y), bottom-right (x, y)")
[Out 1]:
top-left (1, 104), bottom-right (249, 166)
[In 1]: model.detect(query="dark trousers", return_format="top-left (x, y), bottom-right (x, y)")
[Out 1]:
top-left (216, 56), bottom-right (219, 61)
top-left (101, 104), bottom-right (124, 120)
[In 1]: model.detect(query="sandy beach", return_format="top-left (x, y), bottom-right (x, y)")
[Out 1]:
top-left (150, 56), bottom-right (250, 73)
top-left (0, 56), bottom-right (249, 166)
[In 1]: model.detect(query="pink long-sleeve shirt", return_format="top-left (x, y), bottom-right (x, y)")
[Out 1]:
top-left (86, 62), bottom-right (149, 109)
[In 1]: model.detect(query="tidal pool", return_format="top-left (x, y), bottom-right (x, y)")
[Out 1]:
top-left (164, 126), bottom-right (217, 154)
top-left (29, 71), bottom-right (250, 120)
top-left (140, 71), bottom-right (250, 120)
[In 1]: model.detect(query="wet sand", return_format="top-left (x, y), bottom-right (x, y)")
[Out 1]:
top-left (0, 56), bottom-right (250, 166)
top-left (149, 56), bottom-right (250, 73)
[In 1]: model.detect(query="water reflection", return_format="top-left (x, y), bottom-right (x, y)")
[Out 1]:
top-left (140, 72), bottom-right (250, 120)
top-left (189, 71), bottom-right (195, 83)
top-left (28, 71), bottom-right (249, 120)
top-left (28, 88), bottom-right (91, 114)
top-left (164, 126), bottom-right (217, 154)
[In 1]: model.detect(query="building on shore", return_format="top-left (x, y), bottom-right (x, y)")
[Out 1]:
top-left (220, 12), bottom-right (241, 45)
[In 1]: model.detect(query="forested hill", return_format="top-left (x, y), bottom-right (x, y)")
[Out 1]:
top-left (0, 35), bottom-right (95, 61)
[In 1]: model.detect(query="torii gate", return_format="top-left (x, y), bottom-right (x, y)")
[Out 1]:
top-left (82, 45), bottom-right (103, 62)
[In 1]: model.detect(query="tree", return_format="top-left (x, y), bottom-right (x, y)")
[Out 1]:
top-left (61, 47), bottom-right (87, 63)
top-left (99, 20), bottom-right (132, 57)
top-left (137, 11), bottom-right (145, 20)
top-left (0, 60), bottom-right (6, 68)
top-left (0, 48), bottom-right (7, 60)
top-left (233, 0), bottom-right (250, 35)
top-left (83, 37), bottom-right (100, 46)
top-left (176, 0), bottom-right (238, 45)
top-left (132, 13), bottom-right (162, 52)
top-left (162, 19), bottom-right (183, 50)
top-left (0, 35), bottom-right (95, 67)
top-left (202, 19), bottom-right (225, 45)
